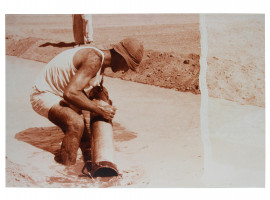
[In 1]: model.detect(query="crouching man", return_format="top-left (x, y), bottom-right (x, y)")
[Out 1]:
top-left (30, 38), bottom-right (144, 165)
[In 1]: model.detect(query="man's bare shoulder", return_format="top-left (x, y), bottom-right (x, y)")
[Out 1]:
top-left (73, 48), bottom-right (103, 70)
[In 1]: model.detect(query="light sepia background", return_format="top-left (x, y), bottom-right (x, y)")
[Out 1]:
top-left (2, 0), bottom-right (269, 199)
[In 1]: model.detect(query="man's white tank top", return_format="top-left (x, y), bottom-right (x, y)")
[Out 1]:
top-left (34, 47), bottom-right (104, 97)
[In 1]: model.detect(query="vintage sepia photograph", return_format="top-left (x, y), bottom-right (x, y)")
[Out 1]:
top-left (5, 13), bottom-right (265, 188)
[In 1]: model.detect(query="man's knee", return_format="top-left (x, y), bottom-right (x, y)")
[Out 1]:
top-left (65, 116), bottom-right (85, 135)
top-left (48, 104), bottom-right (85, 136)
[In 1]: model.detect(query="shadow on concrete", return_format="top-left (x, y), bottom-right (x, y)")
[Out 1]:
top-left (14, 122), bottom-right (137, 163)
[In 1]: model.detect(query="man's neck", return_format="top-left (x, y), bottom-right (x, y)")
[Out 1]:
top-left (101, 49), bottom-right (112, 69)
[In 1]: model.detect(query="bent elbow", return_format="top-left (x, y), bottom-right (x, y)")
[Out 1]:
top-left (63, 90), bottom-right (73, 102)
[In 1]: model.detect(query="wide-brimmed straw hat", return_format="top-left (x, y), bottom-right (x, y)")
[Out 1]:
top-left (112, 38), bottom-right (144, 71)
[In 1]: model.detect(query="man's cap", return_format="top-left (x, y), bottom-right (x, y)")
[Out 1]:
top-left (112, 38), bottom-right (144, 71)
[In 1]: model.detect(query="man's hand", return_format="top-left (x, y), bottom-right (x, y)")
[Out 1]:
top-left (95, 100), bottom-right (116, 121)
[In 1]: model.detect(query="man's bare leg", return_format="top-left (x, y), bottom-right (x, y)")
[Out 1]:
top-left (80, 111), bottom-right (92, 162)
top-left (48, 102), bottom-right (84, 166)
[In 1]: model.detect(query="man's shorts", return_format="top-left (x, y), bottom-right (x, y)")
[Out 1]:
top-left (30, 86), bottom-right (62, 119)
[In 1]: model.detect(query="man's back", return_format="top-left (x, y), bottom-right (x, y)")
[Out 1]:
top-left (34, 47), bottom-right (104, 97)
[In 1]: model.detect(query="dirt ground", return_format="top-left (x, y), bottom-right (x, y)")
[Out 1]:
top-left (5, 14), bottom-right (201, 94)
top-left (5, 14), bottom-right (265, 106)
top-left (206, 14), bottom-right (265, 107)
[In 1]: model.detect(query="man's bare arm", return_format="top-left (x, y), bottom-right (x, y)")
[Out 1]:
top-left (63, 51), bottom-right (115, 120)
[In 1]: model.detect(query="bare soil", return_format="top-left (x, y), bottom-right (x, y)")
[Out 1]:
top-left (6, 14), bottom-right (265, 106)
top-left (5, 14), bottom-right (201, 94)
